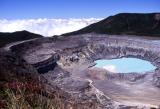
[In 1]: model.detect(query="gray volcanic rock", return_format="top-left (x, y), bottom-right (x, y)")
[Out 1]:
top-left (0, 50), bottom-right (38, 82)
top-left (38, 65), bottom-right (116, 109)
top-left (1, 33), bottom-right (160, 108)
top-left (153, 71), bottom-right (160, 88)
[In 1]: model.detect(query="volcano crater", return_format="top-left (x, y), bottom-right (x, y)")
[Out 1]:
top-left (10, 34), bottom-right (160, 108)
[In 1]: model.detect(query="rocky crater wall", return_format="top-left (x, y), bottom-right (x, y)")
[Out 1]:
top-left (8, 34), bottom-right (160, 108)
top-left (58, 37), bottom-right (160, 68)
top-left (9, 34), bottom-right (160, 88)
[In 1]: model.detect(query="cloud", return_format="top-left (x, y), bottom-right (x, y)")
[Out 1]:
top-left (102, 65), bottom-right (118, 73)
top-left (0, 18), bottom-right (101, 36)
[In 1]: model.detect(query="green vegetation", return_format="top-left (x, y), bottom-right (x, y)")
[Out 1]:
top-left (0, 81), bottom-right (65, 109)
top-left (63, 13), bottom-right (160, 37)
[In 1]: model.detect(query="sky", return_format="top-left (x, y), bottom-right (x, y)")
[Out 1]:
top-left (0, 0), bottom-right (160, 19)
top-left (0, 0), bottom-right (159, 72)
top-left (0, 0), bottom-right (160, 36)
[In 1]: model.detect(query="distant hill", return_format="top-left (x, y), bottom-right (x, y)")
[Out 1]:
top-left (63, 13), bottom-right (160, 36)
top-left (0, 30), bottom-right (43, 47)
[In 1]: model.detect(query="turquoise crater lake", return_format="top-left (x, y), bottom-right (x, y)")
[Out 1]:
top-left (94, 58), bottom-right (156, 73)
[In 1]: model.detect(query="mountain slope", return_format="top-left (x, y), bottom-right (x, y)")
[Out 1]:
top-left (63, 13), bottom-right (160, 36)
top-left (0, 30), bottom-right (43, 47)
